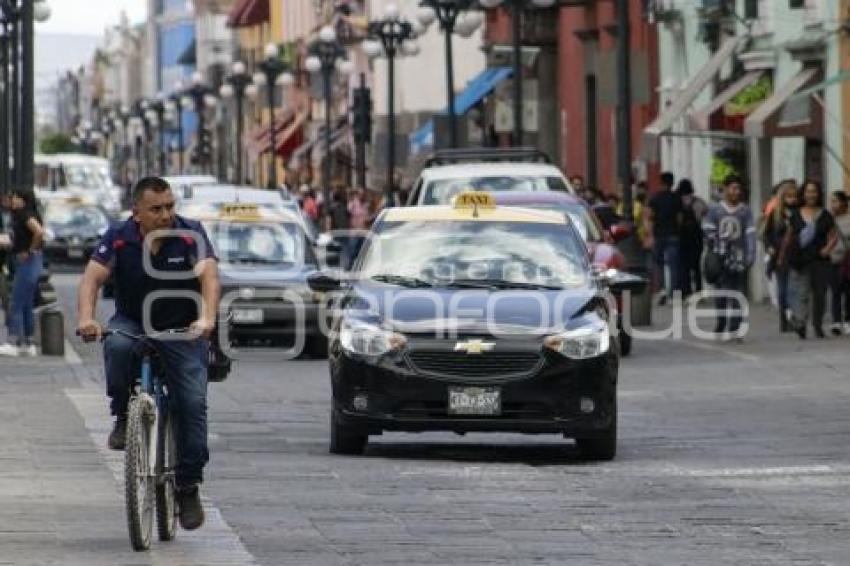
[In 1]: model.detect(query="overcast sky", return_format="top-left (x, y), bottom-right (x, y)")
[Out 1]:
top-left (38, 0), bottom-right (146, 36)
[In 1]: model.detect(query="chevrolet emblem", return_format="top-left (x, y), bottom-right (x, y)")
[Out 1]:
top-left (454, 339), bottom-right (495, 355)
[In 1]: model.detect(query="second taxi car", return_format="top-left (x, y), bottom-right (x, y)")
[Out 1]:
top-left (182, 202), bottom-right (328, 357)
top-left (309, 192), bottom-right (642, 459)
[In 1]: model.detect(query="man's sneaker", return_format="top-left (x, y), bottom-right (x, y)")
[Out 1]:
top-left (829, 323), bottom-right (843, 337)
top-left (108, 419), bottom-right (127, 451)
top-left (0, 343), bottom-right (19, 357)
top-left (20, 345), bottom-right (38, 357)
top-left (176, 485), bottom-right (205, 530)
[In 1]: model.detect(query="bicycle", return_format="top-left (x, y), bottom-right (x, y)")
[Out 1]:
top-left (85, 328), bottom-right (189, 551)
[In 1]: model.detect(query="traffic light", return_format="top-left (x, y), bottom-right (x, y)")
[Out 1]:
top-left (199, 127), bottom-right (213, 159)
top-left (352, 85), bottom-right (372, 144)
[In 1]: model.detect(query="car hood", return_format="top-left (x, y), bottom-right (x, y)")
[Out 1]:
top-left (347, 282), bottom-right (600, 335)
top-left (219, 264), bottom-right (315, 288)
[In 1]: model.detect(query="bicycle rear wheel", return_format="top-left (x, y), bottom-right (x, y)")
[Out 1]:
top-left (125, 396), bottom-right (155, 551)
top-left (155, 408), bottom-right (177, 541)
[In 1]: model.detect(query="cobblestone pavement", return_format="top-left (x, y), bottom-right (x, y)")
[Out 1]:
top-left (0, 273), bottom-right (846, 565)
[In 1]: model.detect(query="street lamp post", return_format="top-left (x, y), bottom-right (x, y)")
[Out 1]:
top-left (306, 27), bottom-right (351, 208)
top-left (0, 20), bottom-right (9, 191)
top-left (254, 43), bottom-right (294, 190)
top-left (416, 0), bottom-right (482, 148)
top-left (184, 71), bottom-right (217, 175)
top-left (166, 80), bottom-right (187, 174)
top-left (220, 60), bottom-right (253, 184)
top-left (363, 6), bottom-right (418, 207)
top-left (146, 94), bottom-right (167, 174)
top-left (479, 0), bottom-right (555, 146)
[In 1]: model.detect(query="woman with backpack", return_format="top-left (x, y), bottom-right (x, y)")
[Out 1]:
top-left (761, 180), bottom-right (798, 332)
top-left (827, 191), bottom-right (850, 335)
top-left (782, 181), bottom-right (838, 339)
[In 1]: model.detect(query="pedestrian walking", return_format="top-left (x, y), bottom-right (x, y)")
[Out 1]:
top-left (645, 172), bottom-right (682, 305)
top-left (783, 180), bottom-right (838, 339)
top-left (346, 187), bottom-right (372, 268)
top-left (761, 180), bottom-right (798, 332)
top-left (676, 179), bottom-right (707, 297)
top-left (702, 176), bottom-right (756, 340)
top-left (827, 191), bottom-right (850, 335)
top-left (325, 187), bottom-right (352, 268)
top-left (0, 190), bottom-right (45, 357)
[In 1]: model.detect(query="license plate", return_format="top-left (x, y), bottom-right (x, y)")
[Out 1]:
top-left (68, 248), bottom-right (84, 258)
top-left (232, 308), bottom-right (264, 324)
top-left (448, 387), bottom-right (501, 416)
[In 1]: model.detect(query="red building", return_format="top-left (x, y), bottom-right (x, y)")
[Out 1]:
top-left (485, 1), bottom-right (660, 194)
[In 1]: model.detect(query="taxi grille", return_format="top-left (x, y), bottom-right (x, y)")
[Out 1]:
top-left (406, 351), bottom-right (543, 381)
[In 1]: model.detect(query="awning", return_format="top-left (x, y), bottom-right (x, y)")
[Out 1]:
top-left (227, 0), bottom-right (269, 28)
top-left (312, 125), bottom-right (351, 164)
top-left (410, 67), bottom-right (513, 153)
top-left (791, 69), bottom-right (850, 101)
top-left (744, 67), bottom-right (821, 138)
top-left (689, 71), bottom-right (765, 130)
top-left (244, 108), bottom-right (295, 158)
top-left (177, 40), bottom-right (196, 66)
top-left (274, 110), bottom-right (308, 158)
top-left (640, 35), bottom-right (747, 161)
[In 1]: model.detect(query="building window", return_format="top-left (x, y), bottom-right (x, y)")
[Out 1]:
top-left (744, 0), bottom-right (758, 19)
top-left (789, 0), bottom-right (804, 8)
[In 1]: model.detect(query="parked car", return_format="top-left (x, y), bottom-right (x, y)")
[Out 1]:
top-left (41, 195), bottom-right (111, 264)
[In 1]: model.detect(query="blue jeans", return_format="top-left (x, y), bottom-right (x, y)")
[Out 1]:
top-left (7, 252), bottom-right (42, 343)
top-left (104, 313), bottom-right (210, 487)
top-left (653, 236), bottom-right (680, 297)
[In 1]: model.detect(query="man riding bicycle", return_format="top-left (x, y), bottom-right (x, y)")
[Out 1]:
top-left (77, 177), bottom-right (221, 531)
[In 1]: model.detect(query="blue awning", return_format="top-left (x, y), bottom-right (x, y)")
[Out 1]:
top-left (410, 67), bottom-right (512, 154)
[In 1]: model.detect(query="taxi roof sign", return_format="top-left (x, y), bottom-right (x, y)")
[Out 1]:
top-left (453, 191), bottom-right (496, 209)
top-left (221, 203), bottom-right (261, 217)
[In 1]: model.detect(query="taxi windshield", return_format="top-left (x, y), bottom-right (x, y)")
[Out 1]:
top-left (203, 221), bottom-right (302, 265)
top-left (45, 203), bottom-right (109, 233)
top-left (423, 176), bottom-right (568, 205)
top-left (360, 220), bottom-right (590, 289)
top-left (511, 202), bottom-right (603, 243)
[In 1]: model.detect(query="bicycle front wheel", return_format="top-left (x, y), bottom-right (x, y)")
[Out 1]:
top-left (125, 397), bottom-right (156, 551)
top-left (155, 408), bottom-right (177, 541)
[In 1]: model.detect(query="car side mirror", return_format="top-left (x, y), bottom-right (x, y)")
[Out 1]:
top-left (596, 268), bottom-right (647, 294)
top-left (307, 271), bottom-right (343, 292)
top-left (609, 222), bottom-right (632, 242)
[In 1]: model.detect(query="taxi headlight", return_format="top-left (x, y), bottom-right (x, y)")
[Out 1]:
top-left (340, 319), bottom-right (406, 358)
top-left (543, 324), bottom-right (610, 360)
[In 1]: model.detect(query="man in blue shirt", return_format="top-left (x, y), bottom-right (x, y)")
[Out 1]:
top-left (76, 177), bottom-right (220, 531)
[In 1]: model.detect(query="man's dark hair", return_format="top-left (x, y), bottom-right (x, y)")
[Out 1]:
top-left (660, 172), bottom-right (675, 188)
top-left (723, 174), bottom-right (742, 187)
top-left (132, 176), bottom-right (172, 204)
top-left (833, 191), bottom-right (848, 206)
top-left (676, 178), bottom-right (694, 196)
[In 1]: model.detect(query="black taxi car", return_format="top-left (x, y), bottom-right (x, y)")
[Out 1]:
top-left (42, 194), bottom-right (112, 264)
top-left (309, 192), bottom-right (643, 459)
top-left (183, 203), bottom-right (327, 357)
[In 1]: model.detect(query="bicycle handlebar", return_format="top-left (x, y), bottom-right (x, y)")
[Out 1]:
top-left (76, 327), bottom-right (192, 343)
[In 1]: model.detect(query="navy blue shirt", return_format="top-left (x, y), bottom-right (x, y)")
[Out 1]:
top-left (92, 215), bottom-right (217, 330)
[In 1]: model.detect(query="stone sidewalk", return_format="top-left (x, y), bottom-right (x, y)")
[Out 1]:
top-left (0, 350), bottom-right (258, 565)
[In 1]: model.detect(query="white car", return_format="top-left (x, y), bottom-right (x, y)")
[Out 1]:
top-left (35, 154), bottom-right (122, 216)
top-left (407, 148), bottom-right (576, 206)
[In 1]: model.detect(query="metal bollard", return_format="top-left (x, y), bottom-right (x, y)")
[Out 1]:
top-left (40, 308), bottom-right (65, 356)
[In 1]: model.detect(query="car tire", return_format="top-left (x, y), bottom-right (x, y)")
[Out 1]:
top-left (619, 330), bottom-right (632, 357)
top-left (329, 409), bottom-right (367, 455)
top-left (305, 334), bottom-right (329, 359)
top-left (576, 400), bottom-right (617, 461)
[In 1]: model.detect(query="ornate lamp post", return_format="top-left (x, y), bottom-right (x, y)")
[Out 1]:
top-left (363, 5), bottom-right (419, 206)
top-left (416, 1), bottom-right (482, 148)
top-left (220, 60), bottom-right (254, 184)
top-left (253, 43), bottom-right (294, 190)
top-left (306, 26), bottom-right (353, 208)
top-left (183, 71), bottom-right (218, 175)
top-left (145, 93), bottom-right (167, 174)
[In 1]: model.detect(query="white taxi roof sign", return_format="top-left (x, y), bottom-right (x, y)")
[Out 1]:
top-left (454, 191), bottom-right (496, 209)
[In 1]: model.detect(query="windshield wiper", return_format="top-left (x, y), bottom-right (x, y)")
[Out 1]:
top-left (447, 278), bottom-right (565, 291)
top-left (370, 274), bottom-right (434, 288)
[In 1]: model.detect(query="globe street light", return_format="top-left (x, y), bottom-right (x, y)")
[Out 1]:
top-left (183, 72), bottom-right (217, 174)
top-left (365, 7), bottom-right (417, 207)
top-left (220, 60), bottom-right (253, 184)
top-left (167, 80), bottom-right (188, 174)
top-left (256, 42), bottom-right (294, 189)
top-left (479, 0), bottom-right (555, 145)
top-left (305, 26), bottom-right (351, 208)
top-left (416, 0), bottom-right (482, 148)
